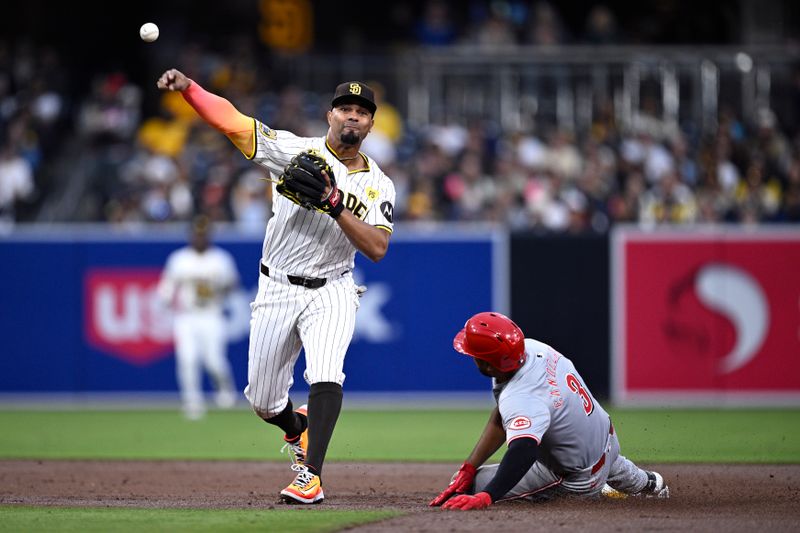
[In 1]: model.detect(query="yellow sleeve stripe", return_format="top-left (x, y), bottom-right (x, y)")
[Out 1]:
top-left (375, 225), bottom-right (393, 234)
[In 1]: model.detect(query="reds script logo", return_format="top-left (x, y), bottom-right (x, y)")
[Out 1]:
top-left (509, 416), bottom-right (531, 430)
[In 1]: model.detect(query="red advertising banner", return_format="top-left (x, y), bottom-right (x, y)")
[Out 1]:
top-left (612, 228), bottom-right (800, 406)
top-left (84, 268), bottom-right (174, 366)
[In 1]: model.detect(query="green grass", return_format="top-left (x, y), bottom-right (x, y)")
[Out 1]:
top-left (0, 408), bottom-right (797, 532)
top-left (0, 408), bottom-right (798, 463)
top-left (0, 506), bottom-right (399, 533)
top-left (608, 409), bottom-right (800, 463)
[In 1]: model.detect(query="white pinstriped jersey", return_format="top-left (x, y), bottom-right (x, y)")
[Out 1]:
top-left (492, 339), bottom-right (611, 474)
top-left (248, 120), bottom-right (395, 279)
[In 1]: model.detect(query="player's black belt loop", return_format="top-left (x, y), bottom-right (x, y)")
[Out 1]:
top-left (260, 263), bottom-right (327, 289)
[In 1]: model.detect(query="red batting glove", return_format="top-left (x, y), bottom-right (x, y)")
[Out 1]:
top-left (442, 491), bottom-right (492, 510)
top-left (429, 462), bottom-right (477, 506)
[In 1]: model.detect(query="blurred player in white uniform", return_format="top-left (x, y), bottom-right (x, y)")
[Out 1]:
top-left (157, 70), bottom-right (394, 503)
top-left (430, 312), bottom-right (669, 510)
top-left (158, 215), bottom-right (240, 420)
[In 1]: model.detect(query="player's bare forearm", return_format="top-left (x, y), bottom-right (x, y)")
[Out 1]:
top-left (465, 407), bottom-right (506, 467)
top-left (336, 211), bottom-right (390, 262)
top-left (156, 69), bottom-right (255, 156)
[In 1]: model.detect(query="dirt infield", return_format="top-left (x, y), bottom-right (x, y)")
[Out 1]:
top-left (2, 460), bottom-right (799, 531)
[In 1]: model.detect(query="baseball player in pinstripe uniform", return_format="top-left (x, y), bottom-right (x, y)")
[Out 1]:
top-left (157, 69), bottom-right (395, 504)
top-left (430, 312), bottom-right (669, 510)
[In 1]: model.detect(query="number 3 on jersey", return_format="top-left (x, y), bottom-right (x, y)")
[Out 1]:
top-left (566, 373), bottom-right (594, 415)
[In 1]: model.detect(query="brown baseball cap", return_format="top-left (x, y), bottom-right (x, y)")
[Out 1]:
top-left (331, 81), bottom-right (377, 114)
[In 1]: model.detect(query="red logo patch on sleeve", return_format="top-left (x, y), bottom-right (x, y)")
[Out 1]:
top-left (509, 416), bottom-right (532, 430)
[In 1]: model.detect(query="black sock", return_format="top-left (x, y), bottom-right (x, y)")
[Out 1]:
top-left (262, 399), bottom-right (307, 439)
top-left (304, 382), bottom-right (343, 477)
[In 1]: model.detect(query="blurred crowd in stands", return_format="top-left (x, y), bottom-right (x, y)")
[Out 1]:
top-left (1, 1), bottom-right (799, 232)
top-left (0, 41), bottom-right (68, 228)
top-left (411, 1), bottom-right (731, 48)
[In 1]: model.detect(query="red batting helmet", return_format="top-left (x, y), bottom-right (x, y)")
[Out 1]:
top-left (453, 312), bottom-right (526, 372)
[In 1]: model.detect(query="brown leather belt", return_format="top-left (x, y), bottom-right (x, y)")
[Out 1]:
top-left (260, 263), bottom-right (326, 289)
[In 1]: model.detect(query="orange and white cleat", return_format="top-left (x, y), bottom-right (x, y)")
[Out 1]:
top-left (280, 464), bottom-right (324, 504)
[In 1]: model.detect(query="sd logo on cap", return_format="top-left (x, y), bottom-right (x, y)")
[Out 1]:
top-left (331, 81), bottom-right (377, 115)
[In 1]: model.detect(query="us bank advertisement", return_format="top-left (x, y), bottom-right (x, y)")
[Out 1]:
top-left (0, 226), bottom-right (505, 394)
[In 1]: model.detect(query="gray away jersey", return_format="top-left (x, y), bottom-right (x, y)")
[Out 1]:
top-left (492, 339), bottom-right (611, 474)
top-left (249, 120), bottom-right (395, 279)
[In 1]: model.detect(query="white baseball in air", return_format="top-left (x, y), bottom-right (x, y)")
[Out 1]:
top-left (139, 23), bottom-right (159, 43)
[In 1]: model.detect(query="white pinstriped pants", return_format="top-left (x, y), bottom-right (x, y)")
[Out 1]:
top-left (244, 267), bottom-right (359, 418)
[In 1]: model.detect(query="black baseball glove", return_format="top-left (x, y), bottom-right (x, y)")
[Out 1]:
top-left (276, 151), bottom-right (345, 218)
